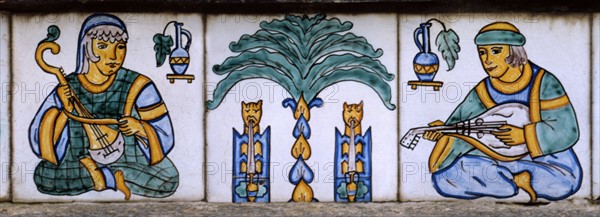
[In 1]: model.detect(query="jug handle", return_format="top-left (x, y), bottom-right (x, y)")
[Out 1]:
top-left (181, 29), bottom-right (192, 51)
top-left (414, 27), bottom-right (424, 53)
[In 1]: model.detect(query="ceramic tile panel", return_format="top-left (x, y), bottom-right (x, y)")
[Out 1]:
top-left (399, 14), bottom-right (592, 202)
top-left (205, 14), bottom-right (398, 202)
top-left (0, 12), bottom-right (10, 201)
top-left (593, 13), bottom-right (600, 200)
top-left (11, 13), bottom-right (204, 202)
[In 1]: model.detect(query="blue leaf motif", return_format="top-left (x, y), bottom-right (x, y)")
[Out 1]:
top-left (289, 157), bottom-right (314, 185)
top-left (293, 115), bottom-right (311, 139)
top-left (308, 98), bottom-right (324, 109)
top-left (282, 98), bottom-right (297, 112)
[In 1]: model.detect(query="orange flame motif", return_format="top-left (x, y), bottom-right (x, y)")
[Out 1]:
top-left (292, 180), bottom-right (314, 202)
top-left (291, 134), bottom-right (311, 160)
top-left (294, 95), bottom-right (310, 121)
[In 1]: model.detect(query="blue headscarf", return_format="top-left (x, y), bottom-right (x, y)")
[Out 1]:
top-left (74, 14), bottom-right (128, 74)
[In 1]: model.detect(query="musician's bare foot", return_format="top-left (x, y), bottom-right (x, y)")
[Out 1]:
top-left (115, 170), bottom-right (131, 201)
top-left (514, 171), bottom-right (537, 203)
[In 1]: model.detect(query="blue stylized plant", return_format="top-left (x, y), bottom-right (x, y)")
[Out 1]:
top-left (207, 14), bottom-right (395, 202)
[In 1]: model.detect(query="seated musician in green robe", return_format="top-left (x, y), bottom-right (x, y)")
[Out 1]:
top-left (29, 14), bottom-right (178, 200)
top-left (423, 22), bottom-right (581, 202)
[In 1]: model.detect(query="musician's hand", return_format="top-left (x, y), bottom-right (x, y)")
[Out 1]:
top-left (56, 85), bottom-right (74, 112)
top-left (118, 117), bottom-right (147, 138)
top-left (428, 120), bottom-right (444, 127)
top-left (423, 120), bottom-right (444, 141)
top-left (492, 124), bottom-right (525, 146)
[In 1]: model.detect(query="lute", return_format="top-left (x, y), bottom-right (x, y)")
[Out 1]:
top-left (400, 103), bottom-right (531, 157)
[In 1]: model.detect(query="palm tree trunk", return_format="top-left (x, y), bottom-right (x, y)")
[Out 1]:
top-left (290, 96), bottom-right (315, 202)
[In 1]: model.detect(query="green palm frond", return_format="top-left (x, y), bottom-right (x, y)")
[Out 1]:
top-left (213, 50), bottom-right (301, 83)
top-left (307, 54), bottom-right (392, 87)
top-left (260, 19), bottom-right (307, 58)
top-left (208, 14), bottom-right (396, 110)
top-left (230, 30), bottom-right (302, 63)
top-left (308, 68), bottom-right (395, 110)
top-left (207, 66), bottom-right (298, 110)
top-left (308, 33), bottom-right (383, 65)
top-left (305, 17), bottom-right (353, 46)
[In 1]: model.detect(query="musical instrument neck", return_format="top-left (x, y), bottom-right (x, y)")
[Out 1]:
top-left (400, 103), bottom-right (531, 155)
top-left (409, 121), bottom-right (507, 135)
top-left (36, 41), bottom-right (68, 85)
top-left (400, 120), bottom-right (507, 150)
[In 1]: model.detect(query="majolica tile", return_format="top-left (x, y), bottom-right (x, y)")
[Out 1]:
top-left (205, 14), bottom-right (398, 202)
top-left (0, 12), bottom-right (10, 200)
top-left (11, 13), bottom-right (204, 202)
top-left (399, 14), bottom-right (591, 202)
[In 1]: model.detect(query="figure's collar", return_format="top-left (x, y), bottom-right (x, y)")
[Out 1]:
top-left (78, 71), bottom-right (118, 94)
top-left (489, 62), bottom-right (532, 94)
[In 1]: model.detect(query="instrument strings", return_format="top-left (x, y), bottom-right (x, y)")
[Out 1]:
top-left (68, 88), bottom-right (116, 155)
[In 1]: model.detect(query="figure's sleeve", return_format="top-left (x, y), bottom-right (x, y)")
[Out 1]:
top-left (429, 88), bottom-right (487, 172)
top-left (28, 87), bottom-right (70, 165)
top-left (134, 82), bottom-right (174, 165)
top-left (524, 72), bottom-right (579, 158)
top-left (444, 87), bottom-right (489, 125)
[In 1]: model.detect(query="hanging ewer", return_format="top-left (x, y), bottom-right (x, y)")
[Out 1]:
top-left (408, 19), bottom-right (461, 91)
top-left (334, 102), bottom-right (372, 202)
top-left (232, 100), bottom-right (271, 202)
top-left (154, 21), bottom-right (195, 83)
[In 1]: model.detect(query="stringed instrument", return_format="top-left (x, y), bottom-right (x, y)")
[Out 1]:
top-left (35, 31), bottom-right (126, 165)
top-left (400, 103), bottom-right (531, 157)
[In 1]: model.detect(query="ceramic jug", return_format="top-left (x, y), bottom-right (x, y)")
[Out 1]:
top-left (169, 22), bottom-right (192, 75)
top-left (413, 23), bottom-right (439, 82)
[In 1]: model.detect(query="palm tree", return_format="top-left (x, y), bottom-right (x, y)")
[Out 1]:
top-left (207, 14), bottom-right (395, 202)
